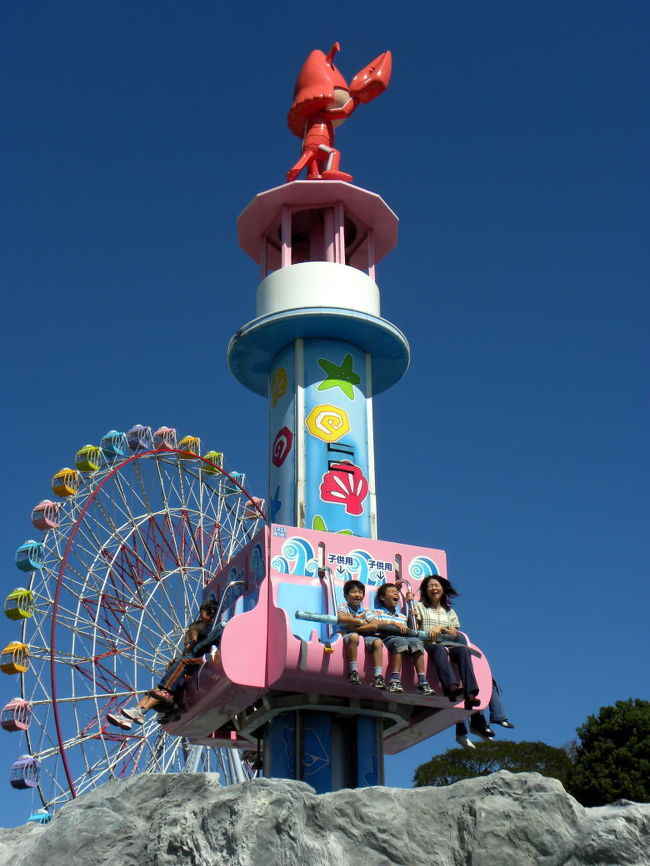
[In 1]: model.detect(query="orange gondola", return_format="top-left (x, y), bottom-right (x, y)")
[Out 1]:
top-left (0, 642), bottom-right (30, 675)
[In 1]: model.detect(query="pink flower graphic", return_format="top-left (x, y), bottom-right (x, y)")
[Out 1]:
top-left (272, 427), bottom-right (293, 467)
top-left (319, 461), bottom-right (368, 515)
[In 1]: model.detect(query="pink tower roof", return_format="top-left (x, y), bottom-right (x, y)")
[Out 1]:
top-left (237, 181), bottom-right (398, 268)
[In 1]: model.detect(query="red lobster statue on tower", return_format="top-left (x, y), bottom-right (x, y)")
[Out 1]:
top-left (286, 42), bottom-right (392, 184)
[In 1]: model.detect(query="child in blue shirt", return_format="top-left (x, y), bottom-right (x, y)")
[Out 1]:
top-left (336, 579), bottom-right (385, 688)
top-left (365, 583), bottom-right (434, 695)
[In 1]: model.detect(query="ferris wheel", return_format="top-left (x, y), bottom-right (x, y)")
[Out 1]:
top-left (1, 424), bottom-right (266, 816)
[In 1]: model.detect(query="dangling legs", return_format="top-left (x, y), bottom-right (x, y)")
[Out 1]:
top-left (427, 644), bottom-right (462, 700)
top-left (489, 678), bottom-right (515, 727)
top-left (455, 718), bottom-right (475, 749)
top-left (469, 711), bottom-right (494, 739)
top-left (368, 637), bottom-right (385, 688)
top-left (345, 632), bottom-right (361, 685)
top-left (412, 647), bottom-right (435, 694)
top-left (448, 633), bottom-right (480, 706)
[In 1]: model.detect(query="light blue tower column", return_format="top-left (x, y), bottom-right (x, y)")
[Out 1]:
top-left (229, 182), bottom-right (409, 538)
top-left (228, 181), bottom-right (409, 790)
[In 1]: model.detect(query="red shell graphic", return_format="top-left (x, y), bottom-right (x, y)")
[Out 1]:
top-left (272, 427), bottom-right (294, 467)
top-left (319, 461), bottom-right (368, 515)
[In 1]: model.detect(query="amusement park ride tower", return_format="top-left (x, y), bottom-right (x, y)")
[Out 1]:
top-left (1, 43), bottom-right (492, 808)
top-left (192, 44), bottom-right (490, 790)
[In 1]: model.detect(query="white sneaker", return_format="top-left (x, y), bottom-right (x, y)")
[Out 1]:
top-left (107, 711), bottom-right (132, 731)
top-left (122, 707), bottom-right (146, 725)
top-left (455, 734), bottom-right (476, 750)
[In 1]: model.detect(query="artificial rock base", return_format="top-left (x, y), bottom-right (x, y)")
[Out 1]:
top-left (1, 771), bottom-right (648, 866)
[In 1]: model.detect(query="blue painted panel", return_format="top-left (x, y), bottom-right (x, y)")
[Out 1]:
top-left (277, 582), bottom-right (339, 642)
top-left (302, 712), bottom-right (332, 793)
top-left (266, 712), bottom-right (296, 779)
top-left (303, 339), bottom-right (372, 537)
top-left (356, 716), bottom-right (381, 786)
top-left (268, 343), bottom-right (296, 526)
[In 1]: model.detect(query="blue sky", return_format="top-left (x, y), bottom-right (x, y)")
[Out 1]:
top-left (1, 1), bottom-right (648, 826)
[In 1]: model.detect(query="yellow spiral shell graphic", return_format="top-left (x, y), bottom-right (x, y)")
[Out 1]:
top-left (305, 405), bottom-right (351, 443)
top-left (271, 367), bottom-right (288, 407)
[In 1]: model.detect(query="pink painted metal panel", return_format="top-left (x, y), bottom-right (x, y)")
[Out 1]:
top-left (166, 655), bottom-right (265, 740)
top-left (268, 523), bottom-right (448, 582)
top-left (168, 528), bottom-right (270, 738)
top-left (170, 524), bottom-right (492, 751)
top-left (280, 205), bottom-right (292, 267)
top-left (237, 182), bottom-right (398, 269)
top-left (265, 571), bottom-right (491, 727)
top-left (334, 200), bottom-right (345, 263)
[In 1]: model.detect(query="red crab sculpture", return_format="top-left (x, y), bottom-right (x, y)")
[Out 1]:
top-left (286, 42), bottom-right (392, 183)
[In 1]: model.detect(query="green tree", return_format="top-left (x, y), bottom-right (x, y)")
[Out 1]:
top-left (567, 698), bottom-right (650, 806)
top-left (413, 740), bottom-right (572, 788)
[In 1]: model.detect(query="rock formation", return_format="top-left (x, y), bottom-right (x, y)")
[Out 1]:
top-left (1, 771), bottom-right (648, 865)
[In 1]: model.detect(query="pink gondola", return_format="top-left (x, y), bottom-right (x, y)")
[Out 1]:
top-left (31, 499), bottom-right (61, 531)
top-left (153, 426), bottom-right (178, 449)
top-left (1, 699), bottom-right (32, 732)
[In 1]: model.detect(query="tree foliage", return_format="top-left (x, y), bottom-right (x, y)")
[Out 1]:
top-left (413, 740), bottom-right (572, 788)
top-left (566, 698), bottom-right (650, 806)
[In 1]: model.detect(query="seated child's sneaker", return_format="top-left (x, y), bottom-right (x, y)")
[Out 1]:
top-left (371, 674), bottom-right (386, 689)
top-left (106, 711), bottom-right (132, 730)
top-left (417, 681), bottom-right (435, 696)
top-left (122, 707), bottom-right (146, 725)
top-left (387, 680), bottom-right (403, 694)
top-left (348, 670), bottom-right (361, 685)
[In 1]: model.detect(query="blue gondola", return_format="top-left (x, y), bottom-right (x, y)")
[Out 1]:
top-left (15, 541), bottom-right (44, 572)
top-left (27, 809), bottom-right (51, 824)
top-left (100, 430), bottom-right (129, 460)
top-left (224, 471), bottom-right (245, 495)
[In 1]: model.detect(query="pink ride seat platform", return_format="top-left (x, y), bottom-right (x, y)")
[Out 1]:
top-left (165, 524), bottom-right (492, 753)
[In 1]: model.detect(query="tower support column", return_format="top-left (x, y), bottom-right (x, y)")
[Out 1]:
top-left (264, 709), bottom-right (384, 793)
top-left (269, 336), bottom-right (375, 536)
top-left (229, 181), bottom-right (409, 791)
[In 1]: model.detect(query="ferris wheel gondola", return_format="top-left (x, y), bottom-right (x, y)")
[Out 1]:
top-left (2, 424), bottom-right (266, 812)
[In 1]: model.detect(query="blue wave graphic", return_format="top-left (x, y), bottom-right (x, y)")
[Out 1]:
top-left (282, 537), bottom-right (318, 576)
top-left (408, 556), bottom-right (440, 580)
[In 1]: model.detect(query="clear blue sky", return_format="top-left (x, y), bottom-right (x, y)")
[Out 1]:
top-left (1, 1), bottom-right (648, 827)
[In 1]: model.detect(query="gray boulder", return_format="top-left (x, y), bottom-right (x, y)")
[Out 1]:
top-left (0, 771), bottom-right (648, 866)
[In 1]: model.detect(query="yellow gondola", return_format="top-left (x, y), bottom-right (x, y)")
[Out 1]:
top-left (51, 467), bottom-right (81, 497)
top-left (202, 450), bottom-right (224, 474)
top-left (4, 589), bottom-right (34, 620)
top-left (177, 435), bottom-right (201, 459)
top-left (0, 642), bottom-right (30, 675)
top-left (75, 445), bottom-right (102, 472)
